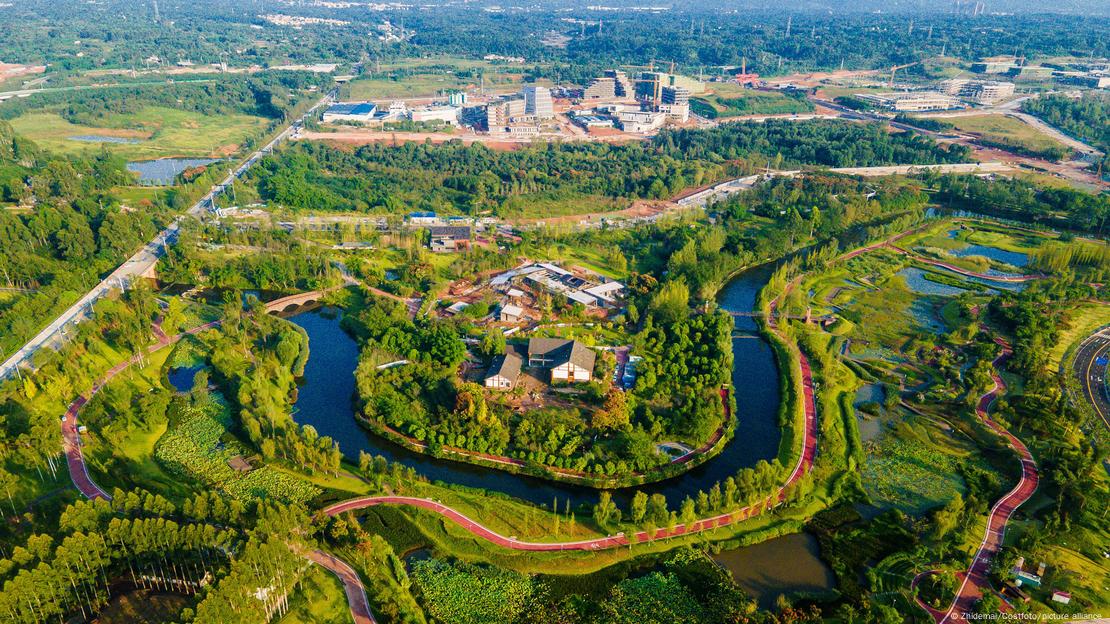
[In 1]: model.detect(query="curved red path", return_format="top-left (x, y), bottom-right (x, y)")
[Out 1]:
top-left (60, 318), bottom-right (378, 623)
top-left (305, 549), bottom-right (377, 624)
top-left (324, 308), bottom-right (820, 550)
top-left (62, 320), bottom-right (219, 501)
top-left (926, 340), bottom-right (1038, 623)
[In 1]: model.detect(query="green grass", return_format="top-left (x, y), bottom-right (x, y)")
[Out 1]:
top-left (345, 57), bottom-right (543, 100)
top-left (8, 107), bottom-right (269, 159)
top-left (1049, 302), bottom-right (1110, 373)
top-left (949, 115), bottom-right (1069, 155)
top-left (862, 420), bottom-right (991, 514)
top-left (691, 89), bottom-right (813, 119)
top-left (279, 566), bottom-right (353, 624)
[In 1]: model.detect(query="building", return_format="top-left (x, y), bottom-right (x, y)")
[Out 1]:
top-left (858, 91), bottom-right (962, 112)
top-left (570, 113), bottom-right (615, 129)
top-left (616, 110), bottom-right (667, 132)
top-left (321, 102), bottom-right (378, 123)
top-left (484, 352), bottom-right (522, 390)
top-left (427, 225), bottom-right (471, 253)
top-left (408, 211), bottom-right (439, 225)
top-left (1068, 74), bottom-right (1110, 89)
top-left (499, 303), bottom-right (525, 323)
top-left (486, 96), bottom-right (527, 127)
top-left (971, 56), bottom-right (1021, 74)
top-left (940, 79), bottom-right (1016, 105)
top-left (447, 91), bottom-right (468, 106)
top-left (523, 85), bottom-right (554, 118)
top-left (583, 70), bottom-right (635, 100)
top-left (659, 86), bottom-right (691, 122)
top-left (584, 77), bottom-right (617, 100)
top-left (410, 106), bottom-right (460, 125)
top-left (527, 338), bottom-right (595, 383)
top-left (1051, 591), bottom-right (1072, 605)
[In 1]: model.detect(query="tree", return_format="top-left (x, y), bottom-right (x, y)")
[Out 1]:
top-left (593, 388), bottom-right (630, 431)
top-left (594, 491), bottom-right (619, 527)
top-left (630, 491), bottom-right (648, 524)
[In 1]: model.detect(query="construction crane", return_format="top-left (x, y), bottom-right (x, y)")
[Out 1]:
top-left (889, 61), bottom-right (922, 87)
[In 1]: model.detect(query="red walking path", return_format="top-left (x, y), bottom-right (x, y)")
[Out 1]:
top-left (60, 320), bottom-right (379, 624)
top-left (921, 340), bottom-right (1039, 623)
top-left (324, 352), bottom-right (817, 549)
top-left (57, 227), bottom-right (1036, 620)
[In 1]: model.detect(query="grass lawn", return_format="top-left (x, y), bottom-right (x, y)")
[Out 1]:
top-left (949, 114), bottom-right (1069, 155)
top-left (692, 87), bottom-right (813, 119)
top-left (279, 566), bottom-right (353, 624)
top-left (1048, 302), bottom-right (1110, 373)
top-left (9, 107), bottom-right (269, 160)
top-left (346, 56), bottom-right (545, 100)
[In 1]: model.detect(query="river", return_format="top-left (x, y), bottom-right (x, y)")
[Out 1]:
top-left (171, 262), bottom-right (832, 597)
top-left (284, 263), bottom-right (782, 509)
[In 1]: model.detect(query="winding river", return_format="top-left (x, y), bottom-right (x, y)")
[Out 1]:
top-left (286, 263), bottom-right (783, 510)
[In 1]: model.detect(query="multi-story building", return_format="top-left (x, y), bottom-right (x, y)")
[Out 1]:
top-left (485, 96), bottom-right (527, 127)
top-left (584, 77), bottom-right (617, 99)
top-left (940, 79), bottom-right (1016, 105)
top-left (523, 85), bottom-right (554, 118)
top-left (659, 86), bottom-right (691, 122)
top-left (616, 110), bottom-right (667, 133)
top-left (858, 91), bottom-right (962, 112)
top-left (447, 91), bottom-right (467, 106)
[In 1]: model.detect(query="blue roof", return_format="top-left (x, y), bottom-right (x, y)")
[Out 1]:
top-left (326, 102), bottom-right (377, 116)
top-left (409, 211), bottom-right (437, 218)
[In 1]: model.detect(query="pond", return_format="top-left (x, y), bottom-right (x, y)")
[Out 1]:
top-left (949, 244), bottom-right (1029, 268)
top-left (286, 261), bottom-right (784, 509)
top-left (712, 532), bottom-right (836, 609)
top-left (69, 134), bottom-right (141, 144)
top-left (128, 158), bottom-right (217, 185)
top-left (897, 267), bottom-right (969, 297)
top-left (167, 365), bottom-right (205, 393)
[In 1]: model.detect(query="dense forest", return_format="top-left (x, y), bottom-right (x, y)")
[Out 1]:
top-left (1022, 93), bottom-right (1110, 174)
top-left (249, 119), bottom-right (967, 215)
top-left (0, 122), bottom-right (169, 353)
top-left (6, 1), bottom-right (1108, 80)
top-left (931, 173), bottom-right (1110, 234)
top-left (0, 73), bottom-right (327, 125)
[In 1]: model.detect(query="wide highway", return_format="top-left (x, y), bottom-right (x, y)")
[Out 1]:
top-left (0, 88), bottom-right (336, 381)
top-left (1072, 326), bottom-right (1110, 431)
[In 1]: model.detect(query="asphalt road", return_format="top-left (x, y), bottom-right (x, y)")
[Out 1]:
top-left (0, 89), bottom-right (336, 381)
top-left (1072, 327), bottom-right (1110, 431)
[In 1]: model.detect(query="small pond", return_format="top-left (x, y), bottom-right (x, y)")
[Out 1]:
top-left (69, 134), bottom-right (141, 144)
top-left (167, 365), bottom-right (205, 393)
top-left (949, 244), bottom-right (1029, 268)
top-left (128, 158), bottom-right (217, 185)
top-left (897, 267), bottom-right (968, 297)
top-left (712, 532), bottom-right (836, 609)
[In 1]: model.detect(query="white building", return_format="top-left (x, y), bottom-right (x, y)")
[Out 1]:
top-left (523, 86), bottom-right (554, 118)
top-left (940, 79), bottom-right (1016, 105)
top-left (859, 91), bottom-right (963, 112)
top-left (616, 110), bottom-right (667, 132)
top-left (410, 106), bottom-right (460, 125)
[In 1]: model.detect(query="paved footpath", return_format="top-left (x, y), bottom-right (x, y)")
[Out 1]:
top-left (305, 549), bottom-right (376, 624)
top-left (60, 319), bottom-right (378, 624)
top-left (917, 340), bottom-right (1039, 623)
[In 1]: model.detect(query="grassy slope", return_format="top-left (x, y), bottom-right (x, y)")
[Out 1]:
top-left (279, 566), bottom-right (353, 624)
top-left (949, 115), bottom-right (1069, 154)
top-left (9, 107), bottom-right (268, 160)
